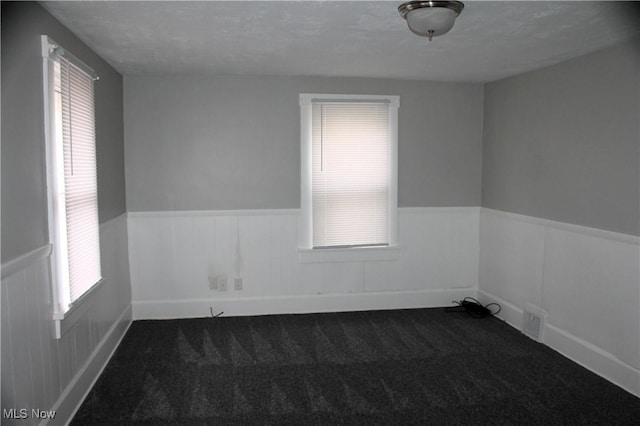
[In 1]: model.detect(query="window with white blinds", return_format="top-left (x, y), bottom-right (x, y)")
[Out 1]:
top-left (300, 94), bottom-right (399, 250)
top-left (44, 37), bottom-right (102, 314)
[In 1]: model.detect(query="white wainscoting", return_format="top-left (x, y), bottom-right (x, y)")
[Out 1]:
top-left (1, 214), bottom-right (132, 426)
top-left (479, 208), bottom-right (640, 397)
top-left (128, 207), bottom-right (479, 319)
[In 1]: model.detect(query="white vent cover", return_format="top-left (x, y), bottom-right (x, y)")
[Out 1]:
top-left (522, 304), bottom-right (547, 342)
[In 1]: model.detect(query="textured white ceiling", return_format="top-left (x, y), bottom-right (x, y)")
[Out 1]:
top-left (42, 1), bottom-right (640, 82)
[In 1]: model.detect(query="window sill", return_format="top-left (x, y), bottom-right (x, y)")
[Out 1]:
top-left (298, 245), bottom-right (402, 263)
top-left (53, 278), bottom-right (104, 339)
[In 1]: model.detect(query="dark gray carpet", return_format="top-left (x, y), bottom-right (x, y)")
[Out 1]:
top-left (72, 308), bottom-right (640, 425)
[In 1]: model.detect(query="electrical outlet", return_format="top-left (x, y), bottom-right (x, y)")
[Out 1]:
top-left (208, 276), bottom-right (218, 290)
top-left (234, 278), bottom-right (243, 290)
top-left (217, 274), bottom-right (227, 291)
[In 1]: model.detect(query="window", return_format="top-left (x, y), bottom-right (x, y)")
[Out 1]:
top-left (42, 36), bottom-right (102, 323)
top-left (300, 94), bottom-right (399, 251)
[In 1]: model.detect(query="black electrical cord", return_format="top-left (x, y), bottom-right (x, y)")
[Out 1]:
top-left (445, 297), bottom-right (501, 318)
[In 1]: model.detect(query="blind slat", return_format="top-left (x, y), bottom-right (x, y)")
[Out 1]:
top-left (312, 102), bottom-right (390, 248)
top-left (59, 57), bottom-right (102, 304)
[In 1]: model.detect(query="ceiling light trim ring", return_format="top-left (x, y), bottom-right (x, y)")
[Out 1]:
top-left (398, 1), bottom-right (464, 19)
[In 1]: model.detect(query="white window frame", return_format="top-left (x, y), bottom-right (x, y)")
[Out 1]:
top-left (41, 36), bottom-right (103, 338)
top-left (299, 93), bottom-right (400, 263)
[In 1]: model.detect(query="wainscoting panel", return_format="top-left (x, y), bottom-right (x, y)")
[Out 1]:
top-left (128, 207), bottom-right (480, 319)
top-left (1, 214), bottom-right (132, 426)
top-left (478, 208), bottom-right (640, 397)
top-left (365, 208), bottom-right (478, 292)
top-left (542, 227), bottom-right (640, 372)
top-left (479, 211), bottom-right (545, 313)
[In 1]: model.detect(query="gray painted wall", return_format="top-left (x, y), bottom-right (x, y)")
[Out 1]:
top-left (1, 1), bottom-right (126, 262)
top-left (482, 41), bottom-right (640, 236)
top-left (124, 76), bottom-right (483, 211)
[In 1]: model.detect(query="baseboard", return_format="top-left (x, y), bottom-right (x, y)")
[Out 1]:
top-left (477, 289), bottom-right (523, 330)
top-left (43, 304), bottom-right (132, 426)
top-left (544, 323), bottom-right (640, 398)
top-left (133, 288), bottom-right (476, 320)
top-left (478, 289), bottom-right (640, 398)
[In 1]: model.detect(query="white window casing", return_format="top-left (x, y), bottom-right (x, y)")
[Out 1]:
top-left (300, 94), bottom-right (399, 260)
top-left (42, 36), bottom-right (102, 336)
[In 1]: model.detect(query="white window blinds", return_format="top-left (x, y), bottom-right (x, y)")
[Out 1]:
top-left (56, 55), bottom-right (102, 306)
top-left (311, 100), bottom-right (391, 248)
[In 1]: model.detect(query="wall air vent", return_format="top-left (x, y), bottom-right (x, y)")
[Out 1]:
top-left (522, 303), bottom-right (547, 342)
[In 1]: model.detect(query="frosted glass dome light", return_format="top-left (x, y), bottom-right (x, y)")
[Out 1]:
top-left (399, 1), bottom-right (464, 41)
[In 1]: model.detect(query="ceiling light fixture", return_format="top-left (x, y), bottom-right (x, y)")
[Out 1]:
top-left (398, 1), bottom-right (464, 41)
